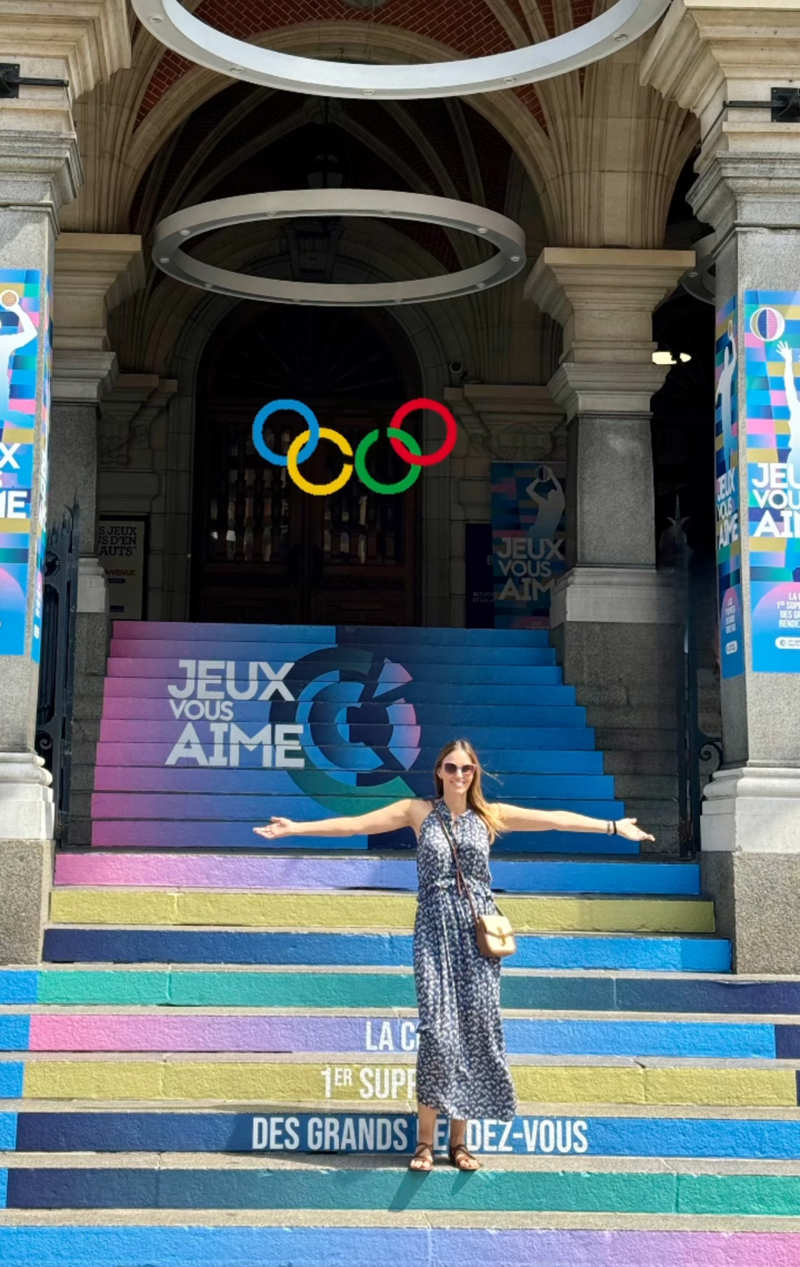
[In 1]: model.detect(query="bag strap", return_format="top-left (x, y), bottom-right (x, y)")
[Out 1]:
top-left (434, 803), bottom-right (481, 927)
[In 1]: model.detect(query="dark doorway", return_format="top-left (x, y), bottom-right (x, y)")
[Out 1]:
top-left (192, 304), bottom-right (422, 626)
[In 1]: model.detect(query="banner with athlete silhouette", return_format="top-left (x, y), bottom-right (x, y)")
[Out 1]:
top-left (491, 462), bottom-right (566, 629)
top-left (0, 269), bottom-right (43, 657)
top-left (715, 297), bottom-right (744, 679)
top-left (745, 291), bottom-right (800, 673)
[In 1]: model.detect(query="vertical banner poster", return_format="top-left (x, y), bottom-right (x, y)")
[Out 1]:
top-left (491, 462), bottom-right (566, 629)
top-left (97, 518), bottom-right (147, 619)
top-left (715, 297), bottom-right (744, 677)
top-left (745, 291), bottom-right (800, 672)
top-left (0, 270), bottom-right (42, 657)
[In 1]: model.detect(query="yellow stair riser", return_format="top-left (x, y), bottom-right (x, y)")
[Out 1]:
top-left (48, 890), bottom-right (716, 934)
top-left (19, 1061), bottom-right (792, 1107)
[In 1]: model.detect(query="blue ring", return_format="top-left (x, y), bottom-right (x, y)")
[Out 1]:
top-left (252, 399), bottom-right (320, 468)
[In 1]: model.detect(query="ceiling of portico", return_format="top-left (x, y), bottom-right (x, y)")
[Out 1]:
top-left (65, 0), bottom-right (698, 252)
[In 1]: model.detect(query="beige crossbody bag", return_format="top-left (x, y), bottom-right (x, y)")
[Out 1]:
top-left (435, 805), bottom-right (517, 960)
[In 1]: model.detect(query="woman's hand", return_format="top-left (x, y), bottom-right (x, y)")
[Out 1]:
top-left (614, 817), bottom-right (655, 843)
top-left (253, 818), bottom-right (295, 840)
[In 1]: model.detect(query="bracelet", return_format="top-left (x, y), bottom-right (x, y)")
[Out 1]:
top-left (606, 820), bottom-right (612, 835)
top-left (613, 820), bottom-right (618, 835)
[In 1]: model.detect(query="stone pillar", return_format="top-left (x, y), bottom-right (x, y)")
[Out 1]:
top-left (51, 233), bottom-right (144, 605)
top-left (526, 248), bottom-right (694, 852)
top-left (441, 385), bottom-right (565, 626)
top-left (50, 233), bottom-right (143, 846)
top-left (642, 0), bottom-right (800, 967)
top-left (0, 0), bottom-right (130, 963)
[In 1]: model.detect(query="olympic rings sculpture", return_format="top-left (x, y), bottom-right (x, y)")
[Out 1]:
top-left (252, 398), bottom-right (457, 495)
top-left (133, 0), bottom-right (672, 100)
top-left (152, 189), bottom-right (526, 305)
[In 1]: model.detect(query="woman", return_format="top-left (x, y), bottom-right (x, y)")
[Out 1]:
top-left (254, 737), bottom-right (654, 1173)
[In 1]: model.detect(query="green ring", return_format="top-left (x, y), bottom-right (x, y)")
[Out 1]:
top-left (354, 426), bottom-right (423, 494)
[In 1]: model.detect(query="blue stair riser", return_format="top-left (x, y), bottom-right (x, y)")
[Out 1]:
top-left (56, 857), bottom-right (699, 895)
top-left (95, 746), bottom-right (606, 774)
top-left (109, 645), bottom-right (559, 666)
top-left (92, 770), bottom-right (617, 798)
top-left (4, 1110), bottom-right (800, 1159)
top-left (99, 718), bottom-right (590, 746)
top-left (90, 822), bottom-right (639, 853)
top-left (91, 794), bottom-right (624, 821)
top-left (104, 685), bottom-right (577, 716)
top-left (40, 930), bottom-right (731, 972)
top-left (8, 971), bottom-right (798, 1013)
top-left (114, 623), bottom-right (555, 646)
top-left (0, 1015), bottom-right (782, 1058)
top-left (106, 665), bottom-right (566, 691)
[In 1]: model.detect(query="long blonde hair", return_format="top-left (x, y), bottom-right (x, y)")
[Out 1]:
top-left (432, 737), bottom-right (504, 844)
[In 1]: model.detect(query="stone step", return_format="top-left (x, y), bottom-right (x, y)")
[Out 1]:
top-left (105, 664), bottom-right (567, 693)
top-left (13, 967), bottom-right (786, 1011)
top-left (86, 816), bottom-right (639, 853)
top-left (7, 1105), bottom-right (800, 1160)
top-left (103, 683), bottom-right (579, 714)
top-left (0, 1220), bottom-right (800, 1267)
top-left (6, 1154), bottom-right (800, 1217)
top-left (40, 929), bottom-right (731, 973)
top-left (108, 644), bottom-right (560, 669)
top-left (2, 1052), bottom-right (798, 1107)
top-left (2, 1220), bottom-right (800, 1267)
top-left (52, 853), bottom-right (702, 897)
top-left (90, 767), bottom-right (615, 797)
top-left (111, 621), bottom-right (556, 646)
top-left (93, 745), bottom-right (607, 773)
top-left (1, 1012), bottom-right (792, 1059)
top-left (47, 891), bottom-right (715, 935)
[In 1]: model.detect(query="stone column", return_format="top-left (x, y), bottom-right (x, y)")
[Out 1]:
top-left (50, 233), bottom-right (143, 847)
top-left (51, 233), bottom-right (144, 607)
top-left (642, 0), bottom-right (800, 968)
top-left (0, 0), bottom-right (129, 963)
top-left (526, 248), bottom-right (694, 852)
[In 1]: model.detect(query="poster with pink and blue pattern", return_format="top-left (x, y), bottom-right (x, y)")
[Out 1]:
top-left (0, 270), bottom-right (42, 657)
top-left (715, 296), bottom-right (744, 678)
top-left (745, 291), bottom-right (800, 672)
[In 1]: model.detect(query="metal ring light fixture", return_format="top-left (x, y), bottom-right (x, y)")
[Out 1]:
top-left (152, 189), bottom-right (527, 305)
top-left (133, 0), bottom-right (672, 99)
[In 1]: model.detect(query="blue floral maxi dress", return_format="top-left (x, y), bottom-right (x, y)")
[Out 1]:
top-left (413, 798), bottom-right (517, 1121)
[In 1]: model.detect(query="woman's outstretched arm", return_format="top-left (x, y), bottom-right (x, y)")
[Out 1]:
top-left (254, 797), bottom-right (417, 840)
top-left (496, 803), bottom-right (654, 842)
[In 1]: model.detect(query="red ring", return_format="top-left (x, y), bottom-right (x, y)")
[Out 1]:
top-left (387, 397), bottom-right (458, 467)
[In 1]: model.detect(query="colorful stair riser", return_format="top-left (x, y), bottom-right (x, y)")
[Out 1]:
top-left (2, 1228), bottom-right (800, 1267)
top-left (7, 1110), bottom-right (800, 1159)
top-left (1, 1060), bottom-right (798, 1106)
top-left (0, 1014), bottom-right (794, 1058)
top-left (52, 854), bottom-right (701, 895)
top-left (48, 891), bottom-right (714, 933)
top-left (40, 930), bottom-right (731, 971)
top-left (11, 970), bottom-right (784, 1010)
top-left (6, 1168), bottom-right (800, 1214)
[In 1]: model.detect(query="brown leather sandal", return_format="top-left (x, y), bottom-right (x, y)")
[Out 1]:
top-left (448, 1143), bottom-right (481, 1171)
top-left (408, 1141), bottom-right (435, 1172)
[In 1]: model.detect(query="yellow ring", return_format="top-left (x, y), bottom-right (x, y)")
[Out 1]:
top-left (286, 427), bottom-right (353, 496)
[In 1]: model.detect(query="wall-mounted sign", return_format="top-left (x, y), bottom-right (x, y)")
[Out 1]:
top-left (0, 271), bottom-right (44, 658)
top-left (715, 296), bottom-right (744, 679)
top-left (745, 291), bottom-right (800, 672)
top-left (251, 397), bottom-right (457, 495)
top-left (491, 462), bottom-right (566, 629)
top-left (97, 517), bottom-right (147, 619)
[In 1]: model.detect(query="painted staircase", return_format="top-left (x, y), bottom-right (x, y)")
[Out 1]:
top-left (2, 623), bottom-right (800, 1264)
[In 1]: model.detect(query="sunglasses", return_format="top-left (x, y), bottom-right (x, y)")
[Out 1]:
top-left (443, 762), bottom-right (475, 776)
